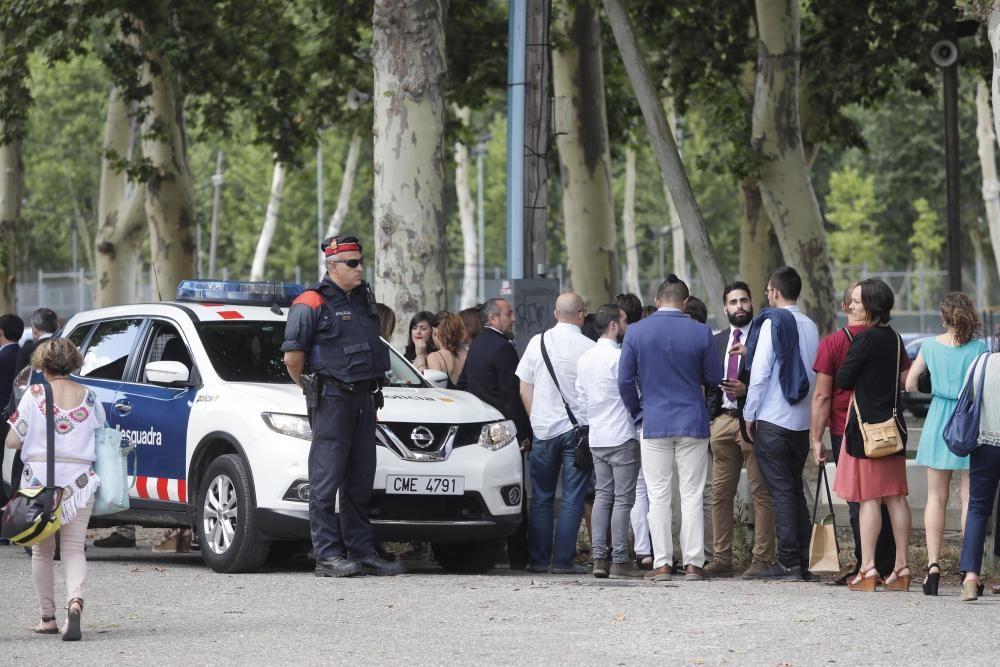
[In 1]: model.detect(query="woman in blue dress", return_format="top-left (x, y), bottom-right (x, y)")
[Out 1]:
top-left (905, 292), bottom-right (988, 595)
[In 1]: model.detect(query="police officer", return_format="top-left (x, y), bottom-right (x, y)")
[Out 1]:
top-left (282, 234), bottom-right (402, 577)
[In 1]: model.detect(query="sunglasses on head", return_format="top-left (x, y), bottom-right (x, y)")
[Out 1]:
top-left (332, 258), bottom-right (364, 268)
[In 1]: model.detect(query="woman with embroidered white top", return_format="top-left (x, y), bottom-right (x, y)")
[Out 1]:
top-left (5, 338), bottom-right (105, 641)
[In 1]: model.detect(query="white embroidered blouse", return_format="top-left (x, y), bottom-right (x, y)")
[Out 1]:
top-left (7, 383), bottom-right (106, 523)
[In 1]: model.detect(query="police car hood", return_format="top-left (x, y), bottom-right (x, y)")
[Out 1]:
top-left (226, 383), bottom-right (503, 423)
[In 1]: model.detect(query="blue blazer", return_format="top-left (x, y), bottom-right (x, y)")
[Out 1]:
top-left (744, 308), bottom-right (809, 405)
top-left (618, 309), bottom-right (724, 439)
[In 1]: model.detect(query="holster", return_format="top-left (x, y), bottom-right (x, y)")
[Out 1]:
top-left (301, 373), bottom-right (320, 411)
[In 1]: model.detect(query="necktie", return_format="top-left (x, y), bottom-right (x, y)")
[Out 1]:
top-left (726, 328), bottom-right (742, 401)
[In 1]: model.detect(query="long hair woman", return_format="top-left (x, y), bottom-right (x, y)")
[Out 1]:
top-left (905, 292), bottom-right (987, 595)
top-left (404, 311), bottom-right (437, 370)
top-left (957, 326), bottom-right (1000, 601)
top-left (5, 339), bottom-right (107, 640)
top-left (428, 311), bottom-right (467, 388)
top-left (834, 279), bottom-right (913, 592)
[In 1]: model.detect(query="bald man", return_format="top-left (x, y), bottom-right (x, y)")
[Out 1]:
top-left (516, 293), bottom-right (595, 574)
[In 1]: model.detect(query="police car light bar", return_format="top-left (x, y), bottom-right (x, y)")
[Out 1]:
top-left (176, 280), bottom-right (305, 307)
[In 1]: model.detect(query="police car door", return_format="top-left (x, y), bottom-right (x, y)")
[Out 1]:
top-left (112, 320), bottom-right (196, 505)
top-left (73, 318), bottom-right (144, 427)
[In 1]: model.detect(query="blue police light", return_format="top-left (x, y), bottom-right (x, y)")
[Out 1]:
top-left (176, 280), bottom-right (305, 307)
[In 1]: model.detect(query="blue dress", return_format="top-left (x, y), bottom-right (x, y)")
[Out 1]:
top-left (915, 338), bottom-right (989, 470)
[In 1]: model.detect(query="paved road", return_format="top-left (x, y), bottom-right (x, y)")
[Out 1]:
top-left (1, 545), bottom-right (996, 666)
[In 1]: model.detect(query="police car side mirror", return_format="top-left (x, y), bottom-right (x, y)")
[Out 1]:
top-left (422, 369), bottom-right (449, 389)
top-left (145, 360), bottom-right (191, 386)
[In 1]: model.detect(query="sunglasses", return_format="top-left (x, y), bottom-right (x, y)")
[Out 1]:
top-left (332, 258), bottom-right (364, 268)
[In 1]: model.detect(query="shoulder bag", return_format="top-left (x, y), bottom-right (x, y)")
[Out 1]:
top-left (1, 383), bottom-right (63, 546)
top-left (943, 352), bottom-right (990, 457)
top-left (539, 332), bottom-right (592, 471)
top-left (849, 331), bottom-right (904, 458)
top-left (93, 427), bottom-right (137, 516)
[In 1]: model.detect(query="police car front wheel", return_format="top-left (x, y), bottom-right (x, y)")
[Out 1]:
top-left (196, 454), bottom-right (270, 573)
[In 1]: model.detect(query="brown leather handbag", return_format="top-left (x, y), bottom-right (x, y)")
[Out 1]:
top-left (850, 333), bottom-right (904, 458)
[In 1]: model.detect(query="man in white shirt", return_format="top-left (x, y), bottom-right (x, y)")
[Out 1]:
top-left (742, 266), bottom-right (819, 581)
top-left (517, 292), bottom-right (594, 574)
top-left (575, 304), bottom-right (644, 579)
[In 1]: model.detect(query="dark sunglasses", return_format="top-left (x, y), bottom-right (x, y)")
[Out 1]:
top-left (332, 258), bottom-right (364, 268)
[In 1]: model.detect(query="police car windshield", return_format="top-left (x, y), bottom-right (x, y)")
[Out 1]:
top-left (198, 322), bottom-right (427, 387)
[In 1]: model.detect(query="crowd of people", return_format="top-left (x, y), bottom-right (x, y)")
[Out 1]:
top-left (413, 266), bottom-right (1000, 599)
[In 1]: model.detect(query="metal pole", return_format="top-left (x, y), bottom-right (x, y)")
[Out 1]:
top-left (317, 140), bottom-right (325, 280)
top-left (209, 151), bottom-right (224, 277)
top-left (505, 0), bottom-right (526, 279)
top-left (944, 57), bottom-right (962, 292)
top-left (477, 144), bottom-right (486, 303)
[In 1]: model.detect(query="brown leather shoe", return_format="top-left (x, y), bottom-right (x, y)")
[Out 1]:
top-left (704, 560), bottom-right (733, 577)
top-left (740, 561), bottom-right (771, 579)
top-left (644, 565), bottom-right (673, 581)
top-left (684, 564), bottom-right (708, 581)
top-left (593, 558), bottom-right (609, 578)
top-left (609, 561), bottom-right (646, 578)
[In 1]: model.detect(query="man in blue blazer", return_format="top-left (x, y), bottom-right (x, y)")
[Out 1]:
top-left (618, 276), bottom-right (723, 581)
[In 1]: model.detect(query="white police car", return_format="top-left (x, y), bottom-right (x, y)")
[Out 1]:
top-left (3, 281), bottom-right (522, 573)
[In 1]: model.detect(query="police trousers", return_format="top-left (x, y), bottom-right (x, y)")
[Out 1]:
top-left (308, 384), bottom-right (377, 561)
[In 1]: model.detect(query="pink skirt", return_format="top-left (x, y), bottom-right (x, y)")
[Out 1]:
top-left (833, 447), bottom-right (908, 502)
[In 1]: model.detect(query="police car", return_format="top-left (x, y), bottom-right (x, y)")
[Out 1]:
top-left (3, 281), bottom-right (522, 573)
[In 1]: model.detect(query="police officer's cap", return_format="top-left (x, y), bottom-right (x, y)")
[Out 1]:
top-left (322, 234), bottom-right (363, 257)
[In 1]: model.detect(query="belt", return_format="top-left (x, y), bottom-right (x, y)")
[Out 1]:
top-left (721, 408), bottom-right (741, 419)
top-left (322, 377), bottom-right (376, 393)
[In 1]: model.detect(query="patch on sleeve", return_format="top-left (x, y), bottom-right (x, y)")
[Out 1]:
top-left (292, 291), bottom-right (325, 309)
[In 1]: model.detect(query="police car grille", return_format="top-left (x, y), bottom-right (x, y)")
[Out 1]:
top-left (378, 422), bottom-right (489, 452)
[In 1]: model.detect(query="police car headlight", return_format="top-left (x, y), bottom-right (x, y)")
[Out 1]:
top-left (478, 420), bottom-right (516, 451)
top-left (262, 413), bottom-right (312, 440)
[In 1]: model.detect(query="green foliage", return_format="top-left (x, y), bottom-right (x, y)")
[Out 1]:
top-left (826, 165), bottom-right (885, 268)
top-left (910, 196), bottom-right (945, 305)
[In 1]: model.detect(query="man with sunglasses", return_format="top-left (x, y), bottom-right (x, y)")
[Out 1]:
top-left (283, 234), bottom-right (399, 578)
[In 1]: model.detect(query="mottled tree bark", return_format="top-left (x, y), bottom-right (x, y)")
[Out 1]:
top-left (251, 160), bottom-right (285, 281)
top-left (373, 0), bottom-right (448, 348)
top-left (659, 92), bottom-right (687, 281)
top-left (622, 145), bottom-right (641, 296)
top-left (752, 0), bottom-right (835, 332)
top-left (552, 0), bottom-right (618, 308)
top-left (0, 133), bottom-right (19, 313)
top-left (739, 177), bottom-right (783, 307)
top-left (602, 0), bottom-right (726, 322)
top-left (453, 107), bottom-right (479, 309)
top-left (95, 86), bottom-right (147, 308)
top-left (980, 70), bottom-right (1000, 278)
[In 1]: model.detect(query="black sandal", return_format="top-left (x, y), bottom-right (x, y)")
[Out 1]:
top-left (923, 562), bottom-right (940, 596)
top-left (32, 615), bottom-right (59, 635)
top-left (62, 598), bottom-right (83, 642)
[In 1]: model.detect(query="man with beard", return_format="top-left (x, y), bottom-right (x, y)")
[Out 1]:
top-left (575, 305), bottom-right (644, 578)
top-left (704, 281), bottom-right (776, 578)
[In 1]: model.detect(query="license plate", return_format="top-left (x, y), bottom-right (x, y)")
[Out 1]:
top-left (385, 474), bottom-right (464, 495)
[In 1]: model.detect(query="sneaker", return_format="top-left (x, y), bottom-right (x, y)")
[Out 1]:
top-left (593, 558), bottom-right (610, 578)
top-left (704, 560), bottom-right (734, 577)
top-left (609, 561), bottom-right (646, 578)
top-left (93, 532), bottom-right (136, 549)
top-left (644, 565), bottom-right (673, 582)
top-left (525, 563), bottom-right (549, 573)
top-left (740, 561), bottom-right (772, 579)
top-left (748, 561), bottom-right (801, 580)
top-left (550, 563), bottom-right (590, 575)
top-left (800, 569), bottom-right (821, 582)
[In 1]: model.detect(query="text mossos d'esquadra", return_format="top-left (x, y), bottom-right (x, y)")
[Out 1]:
top-left (116, 424), bottom-right (163, 446)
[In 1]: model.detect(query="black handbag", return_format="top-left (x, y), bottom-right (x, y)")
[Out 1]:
top-left (539, 332), bottom-right (591, 471)
top-left (1, 383), bottom-right (63, 546)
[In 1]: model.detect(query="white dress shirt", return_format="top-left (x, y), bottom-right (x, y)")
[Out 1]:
top-left (516, 322), bottom-right (595, 439)
top-left (721, 324), bottom-right (751, 410)
top-left (743, 305), bottom-right (819, 431)
top-left (575, 337), bottom-right (636, 448)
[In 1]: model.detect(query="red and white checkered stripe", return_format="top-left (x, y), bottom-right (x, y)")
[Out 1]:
top-left (129, 476), bottom-right (187, 503)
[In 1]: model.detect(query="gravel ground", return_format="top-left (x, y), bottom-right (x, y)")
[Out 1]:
top-left (2, 543), bottom-right (997, 666)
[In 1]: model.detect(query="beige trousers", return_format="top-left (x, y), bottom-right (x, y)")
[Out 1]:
top-left (32, 502), bottom-right (93, 618)
top-left (710, 414), bottom-right (775, 564)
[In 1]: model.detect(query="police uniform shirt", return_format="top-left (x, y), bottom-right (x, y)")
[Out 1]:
top-left (281, 276), bottom-right (389, 383)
